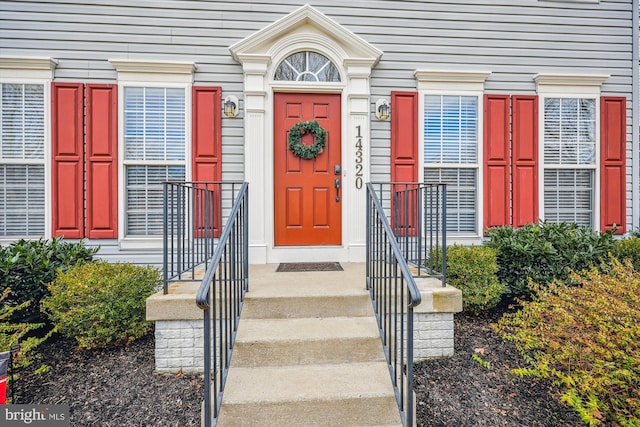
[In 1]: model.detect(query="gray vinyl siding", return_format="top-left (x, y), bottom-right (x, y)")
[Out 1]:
top-left (361, 0), bottom-right (634, 232)
top-left (0, 0), bottom-right (634, 261)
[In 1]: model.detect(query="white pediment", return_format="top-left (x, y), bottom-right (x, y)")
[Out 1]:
top-left (229, 4), bottom-right (382, 65)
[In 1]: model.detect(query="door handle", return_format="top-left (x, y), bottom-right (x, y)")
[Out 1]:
top-left (334, 178), bottom-right (341, 202)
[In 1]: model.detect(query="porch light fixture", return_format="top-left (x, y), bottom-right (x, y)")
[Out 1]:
top-left (375, 99), bottom-right (390, 120)
top-left (223, 95), bottom-right (239, 117)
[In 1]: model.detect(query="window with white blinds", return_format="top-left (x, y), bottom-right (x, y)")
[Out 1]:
top-left (124, 87), bottom-right (186, 236)
top-left (0, 83), bottom-right (45, 237)
top-left (424, 95), bottom-right (479, 234)
top-left (425, 168), bottom-right (477, 233)
top-left (543, 98), bottom-right (595, 227)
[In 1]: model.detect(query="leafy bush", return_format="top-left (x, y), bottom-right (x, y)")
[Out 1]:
top-left (486, 222), bottom-right (615, 300)
top-left (0, 238), bottom-right (98, 324)
top-left (495, 259), bottom-right (640, 426)
top-left (0, 288), bottom-right (49, 372)
top-left (42, 261), bottom-right (160, 349)
top-left (445, 245), bottom-right (504, 314)
top-left (613, 237), bottom-right (640, 271)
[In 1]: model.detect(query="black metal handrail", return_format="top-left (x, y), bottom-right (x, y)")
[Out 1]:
top-left (371, 182), bottom-right (447, 285)
top-left (163, 181), bottom-right (218, 294)
top-left (366, 181), bottom-right (447, 427)
top-left (196, 182), bottom-right (248, 427)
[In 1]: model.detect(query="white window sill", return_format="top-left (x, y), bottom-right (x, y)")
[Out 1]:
top-left (118, 238), bottom-right (163, 251)
top-left (446, 235), bottom-right (485, 246)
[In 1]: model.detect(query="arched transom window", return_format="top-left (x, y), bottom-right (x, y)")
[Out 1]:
top-left (274, 51), bottom-right (341, 82)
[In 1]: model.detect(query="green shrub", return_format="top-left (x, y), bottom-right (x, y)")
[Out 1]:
top-left (445, 245), bottom-right (504, 314)
top-left (495, 259), bottom-right (640, 426)
top-left (0, 238), bottom-right (98, 324)
top-left (42, 261), bottom-right (160, 349)
top-left (0, 289), bottom-right (49, 372)
top-left (613, 237), bottom-right (640, 271)
top-left (486, 222), bottom-right (615, 300)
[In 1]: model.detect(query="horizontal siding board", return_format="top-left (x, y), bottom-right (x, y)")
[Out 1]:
top-left (2, 18), bottom-right (631, 46)
top-left (64, 239), bottom-right (163, 267)
top-left (2, 26), bottom-right (629, 47)
top-left (367, 38), bottom-right (631, 53)
top-left (379, 52), bottom-right (629, 65)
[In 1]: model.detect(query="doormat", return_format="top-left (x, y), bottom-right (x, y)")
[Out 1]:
top-left (276, 262), bottom-right (343, 272)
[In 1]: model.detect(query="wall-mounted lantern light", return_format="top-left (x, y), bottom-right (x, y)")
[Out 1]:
top-left (223, 95), bottom-right (239, 117)
top-left (375, 99), bottom-right (390, 120)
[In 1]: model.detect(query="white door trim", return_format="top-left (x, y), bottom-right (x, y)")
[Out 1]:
top-left (229, 5), bottom-right (382, 263)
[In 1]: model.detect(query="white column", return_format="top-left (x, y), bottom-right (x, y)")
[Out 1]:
top-left (239, 55), bottom-right (270, 263)
top-left (344, 59), bottom-right (376, 261)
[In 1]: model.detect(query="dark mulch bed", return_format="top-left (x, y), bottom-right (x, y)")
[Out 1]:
top-left (12, 333), bottom-right (203, 427)
top-left (415, 307), bottom-right (585, 427)
top-left (13, 311), bottom-right (586, 427)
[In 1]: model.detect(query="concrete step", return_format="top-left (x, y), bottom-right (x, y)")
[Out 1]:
top-left (217, 363), bottom-right (402, 427)
top-left (241, 273), bottom-right (372, 319)
top-left (231, 317), bottom-right (384, 367)
top-left (241, 292), bottom-right (372, 319)
top-left (210, 263), bottom-right (402, 426)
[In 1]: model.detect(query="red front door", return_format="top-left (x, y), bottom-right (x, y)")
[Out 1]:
top-left (274, 93), bottom-right (342, 246)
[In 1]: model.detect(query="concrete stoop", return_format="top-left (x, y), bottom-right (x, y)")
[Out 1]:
top-left (215, 263), bottom-right (403, 427)
top-left (147, 263), bottom-right (462, 425)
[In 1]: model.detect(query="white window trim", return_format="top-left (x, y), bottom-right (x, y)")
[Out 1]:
top-left (109, 60), bottom-right (196, 82)
top-left (0, 56), bottom-right (57, 80)
top-left (535, 73), bottom-right (608, 230)
top-left (416, 70), bottom-right (490, 238)
top-left (110, 59), bottom-right (195, 248)
top-left (0, 56), bottom-right (56, 242)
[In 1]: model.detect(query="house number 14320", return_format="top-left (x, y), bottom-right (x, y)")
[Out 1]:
top-left (355, 125), bottom-right (364, 189)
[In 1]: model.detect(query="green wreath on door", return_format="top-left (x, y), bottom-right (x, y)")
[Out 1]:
top-left (288, 120), bottom-right (327, 160)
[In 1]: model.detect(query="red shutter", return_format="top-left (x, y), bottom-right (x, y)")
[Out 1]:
top-left (192, 87), bottom-right (222, 237)
top-left (483, 94), bottom-right (510, 231)
top-left (86, 84), bottom-right (118, 238)
top-left (192, 87), bottom-right (222, 183)
top-left (391, 92), bottom-right (419, 236)
top-left (51, 83), bottom-right (84, 238)
top-left (512, 95), bottom-right (538, 227)
top-left (600, 96), bottom-right (626, 234)
top-left (391, 92), bottom-right (419, 184)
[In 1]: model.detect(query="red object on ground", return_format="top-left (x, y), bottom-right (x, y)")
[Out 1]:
top-left (0, 351), bottom-right (9, 404)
